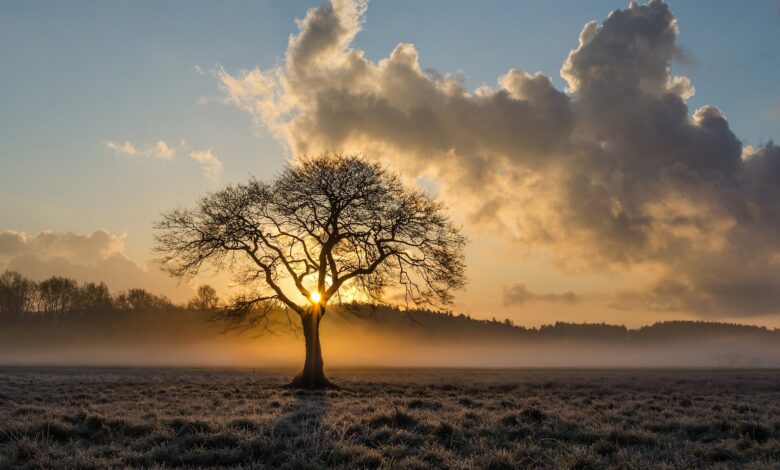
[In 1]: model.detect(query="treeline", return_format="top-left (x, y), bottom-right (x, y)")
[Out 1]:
top-left (0, 270), bottom-right (219, 321)
top-left (350, 304), bottom-right (780, 341)
top-left (3, 269), bottom-right (778, 342)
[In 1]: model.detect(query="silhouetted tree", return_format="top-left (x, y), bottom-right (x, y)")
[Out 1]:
top-left (0, 270), bottom-right (36, 318)
top-left (37, 276), bottom-right (78, 319)
top-left (155, 153), bottom-right (467, 388)
top-left (114, 288), bottom-right (174, 312)
top-left (74, 282), bottom-right (114, 313)
top-left (188, 284), bottom-right (220, 311)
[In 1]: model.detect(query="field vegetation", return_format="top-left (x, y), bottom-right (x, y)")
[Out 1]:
top-left (1, 368), bottom-right (780, 469)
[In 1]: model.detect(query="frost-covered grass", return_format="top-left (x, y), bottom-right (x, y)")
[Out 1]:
top-left (1, 368), bottom-right (779, 468)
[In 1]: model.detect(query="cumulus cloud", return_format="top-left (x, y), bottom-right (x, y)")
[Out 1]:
top-left (0, 229), bottom-right (124, 264)
top-left (105, 140), bottom-right (137, 156)
top-left (190, 148), bottom-right (222, 178)
top-left (217, 0), bottom-right (780, 318)
top-left (0, 229), bottom-right (193, 301)
top-left (502, 284), bottom-right (578, 307)
top-left (105, 139), bottom-right (176, 160)
top-left (105, 139), bottom-right (224, 177)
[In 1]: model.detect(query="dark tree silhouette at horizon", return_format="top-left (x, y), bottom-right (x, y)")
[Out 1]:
top-left (154, 153), bottom-right (467, 388)
top-left (188, 284), bottom-right (221, 311)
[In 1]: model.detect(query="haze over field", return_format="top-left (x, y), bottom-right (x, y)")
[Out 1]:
top-left (3, 300), bottom-right (780, 369)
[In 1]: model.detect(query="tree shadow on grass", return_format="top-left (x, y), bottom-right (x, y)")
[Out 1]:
top-left (120, 385), bottom-right (335, 468)
top-left (252, 389), bottom-right (334, 468)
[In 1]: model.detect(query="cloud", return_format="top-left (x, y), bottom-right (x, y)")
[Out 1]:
top-left (105, 140), bottom-right (137, 156)
top-left (105, 139), bottom-right (176, 160)
top-left (502, 283), bottom-right (578, 307)
top-left (0, 229), bottom-right (193, 301)
top-left (190, 148), bottom-right (222, 178)
top-left (105, 138), bottom-right (223, 177)
top-left (0, 229), bottom-right (124, 264)
top-left (217, 0), bottom-right (780, 318)
top-left (147, 140), bottom-right (176, 160)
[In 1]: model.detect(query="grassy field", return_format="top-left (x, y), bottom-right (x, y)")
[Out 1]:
top-left (1, 368), bottom-right (779, 469)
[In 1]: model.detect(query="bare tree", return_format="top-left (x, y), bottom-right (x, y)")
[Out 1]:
top-left (0, 270), bottom-right (36, 318)
top-left (188, 284), bottom-right (221, 311)
top-left (74, 282), bottom-right (114, 314)
top-left (37, 276), bottom-right (78, 320)
top-left (154, 153), bottom-right (467, 388)
top-left (116, 288), bottom-right (174, 312)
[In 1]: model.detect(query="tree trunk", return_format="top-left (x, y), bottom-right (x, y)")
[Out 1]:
top-left (288, 304), bottom-right (336, 389)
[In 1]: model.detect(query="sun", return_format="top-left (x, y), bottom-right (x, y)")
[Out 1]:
top-left (310, 291), bottom-right (322, 303)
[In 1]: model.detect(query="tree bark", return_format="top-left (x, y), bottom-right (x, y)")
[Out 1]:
top-left (288, 304), bottom-right (336, 389)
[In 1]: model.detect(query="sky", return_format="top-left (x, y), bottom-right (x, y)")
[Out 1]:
top-left (1, 0), bottom-right (779, 327)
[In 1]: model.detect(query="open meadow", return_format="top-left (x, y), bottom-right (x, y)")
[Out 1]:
top-left (1, 368), bottom-right (780, 469)
top-left (4, 0), bottom-right (780, 468)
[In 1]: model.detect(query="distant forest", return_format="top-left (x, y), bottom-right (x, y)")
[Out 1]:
top-left (0, 269), bottom-right (217, 320)
top-left (2, 269), bottom-right (778, 343)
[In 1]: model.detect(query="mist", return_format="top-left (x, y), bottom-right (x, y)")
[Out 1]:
top-left (2, 306), bottom-right (778, 369)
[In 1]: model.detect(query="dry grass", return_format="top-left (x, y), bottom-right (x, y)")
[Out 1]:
top-left (1, 368), bottom-right (779, 468)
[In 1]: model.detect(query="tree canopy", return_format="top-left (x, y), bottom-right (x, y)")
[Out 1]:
top-left (155, 154), bottom-right (467, 316)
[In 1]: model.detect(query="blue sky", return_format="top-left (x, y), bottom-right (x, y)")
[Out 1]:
top-left (1, 1), bottom-right (779, 325)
